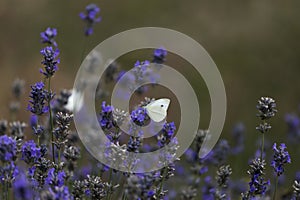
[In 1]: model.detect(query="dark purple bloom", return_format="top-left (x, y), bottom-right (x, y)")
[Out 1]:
top-left (202, 176), bottom-right (215, 200)
top-left (133, 60), bottom-right (151, 94)
top-left (163, 122), bottom-right (176, 137)
top-left (285, 114), bottom-right (300, 143)
top-left (231, 123), bottom-right (245, 154)
top-left (127, 136), bottom-right (142, 153)
top-left (153, 47), bottom-right (167, 64)
top-left (147, 189), bottom-right (155, 198)
top-left (0, 135), bottom-right (17, 162)
top-left (285, 114), bottom-right (300, 129)
top-left (32, 124), bottom-right (45, 136)
top-left (40, 27), bottom-right (58, 46)
top-left (131, 107), bottom-right (148, 126)
top-left (0, 161), bottom-right (19, 185)
top-left (28, 82), bottom-right (49, 115)
top-left (48, 186), bottom-right (72, 200)
top-left (271, 143), bottom-right (291, 177)
top-left (21, 140), bottom-right (46, 164)
top-left (133, 60), bottom-right (150, 80)
top-left (157, 122), bottom-right (176, 147)
top-left (46, 168), bottom-right (66, 187)
top-left (40, 46), bottom-right (60, 78)
top-left (202, 139), bottom-right (230, 166)
top-left (13, 175), bottom-right (33, 199)
top-left (243, 158), bottom-right (270, 198)
top-left (79, 4), bottom-right (101, 36)
top-left (99, 101), bottom-right (114, 129)
top-left (28, 166), bottom-right (36, 177)
top-left (30, 114), bottom-right (38, 128)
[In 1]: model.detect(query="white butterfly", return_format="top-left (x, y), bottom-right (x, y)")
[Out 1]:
top-left (144, 98), bottom-right (170, 122)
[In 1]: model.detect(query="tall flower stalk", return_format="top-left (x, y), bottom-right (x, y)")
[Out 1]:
top-left (256, 97), bottom-right (277, 160)
top-left (39, 27), bottom-right (59, 163)
top-left (271, 143), bottom-right (291, 199)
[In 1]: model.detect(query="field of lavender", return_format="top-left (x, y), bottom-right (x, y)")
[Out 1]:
top-left (1, 1), bottom-right (300, 200)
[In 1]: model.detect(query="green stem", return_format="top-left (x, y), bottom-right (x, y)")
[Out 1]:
top-left (4, 182), bottom-right (8, 200)
top-left (121, 192), bottom-right (126, 200)
top-left (58, 149), bottom-right (61, 164)
top-left (261, 133), bottom-right (264, 160)
top-left (7, 184), bottom-right (9, 200)
top-left (273, 176), bottom-right (278, 200)
top-left (80, 37), bottom-right (87, 65)
top-left (157, 168), bottom-right (166, 197)
top-left (37, 136), bottom-right (40, 147)
top-left (48, 77), bottom-right (55, 163)
top-left (106, 168), bottom-right (113, 200)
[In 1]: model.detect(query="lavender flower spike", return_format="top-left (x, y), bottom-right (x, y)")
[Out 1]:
top-left (79, 4), bottom-right (102, 36)
top-left (40, 27), bottom-right (58, 46)
top-left (271, 143), bottom-right (291, 177)
top-left (40, 46), bottom-right (60, 78)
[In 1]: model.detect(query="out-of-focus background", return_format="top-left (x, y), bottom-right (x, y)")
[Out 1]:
top-left (1, 0), bottom-right (300, 180)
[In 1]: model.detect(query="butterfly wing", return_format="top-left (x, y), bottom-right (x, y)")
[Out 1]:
top-left (145, 98), bottom-right (170, 122)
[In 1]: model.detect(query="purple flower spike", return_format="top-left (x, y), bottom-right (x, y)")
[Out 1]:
top-left (28, 82), bottom-right (48, 115)
top-left (40, 46), bottom-right (60, 78)
top-left (271, 143), bottom-right (291, 177)
top-left (40, 27), bottom-right (58, 46)
top-left (80, 4), bottom-right (102, 36)
top-left (153, 47), bottom-right (167, 64)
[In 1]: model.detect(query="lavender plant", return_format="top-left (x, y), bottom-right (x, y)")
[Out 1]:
top-left (1, 3), bottom-right (300, 200)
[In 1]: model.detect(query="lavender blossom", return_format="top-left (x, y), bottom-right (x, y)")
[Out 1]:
top-left (242, 158), bottom-right (270, 198)
top-left (46, 168), bottom-right (66, 187)
top-left (127, 136), bottom-right (142, 153)
top-left (40, 46), bottom-right (60, 78)
top-left (0, 135), bottom-right (17, 162)
top-left (231, 123), bottom-right (245, 154)
top-left (130, 107), bottom-right (149, 126)
top-left (21, 140), bottom-right (47, 164)
top-left (153, 47), bottom-right (167, 64)
top-left (157, 122), bottom-right (176, 147)
top-left (40, 27), bottom-right (58, 46)
top-left (47, 186), bottom-right (72, 200)
top-left (99, 101), bottom-right (114, 129)
top-left (79, 4), bottom-right (101, 36)
top-left (13, 175), bottom-right (34, 199)
top-left (28, 82), bottom-right (49, 115)
top-left (271, 143), bottom-right (291, 177)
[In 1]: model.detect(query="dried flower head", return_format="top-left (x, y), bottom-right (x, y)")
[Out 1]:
top-left (256, 97), bottom-right (277, 120)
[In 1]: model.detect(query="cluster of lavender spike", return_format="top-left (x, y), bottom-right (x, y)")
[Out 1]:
top-left (1, 2), bottom-right (300, 200)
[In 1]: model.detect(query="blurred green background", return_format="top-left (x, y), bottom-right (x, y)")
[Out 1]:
top-left (1, 0), bottom-right (300, 182)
